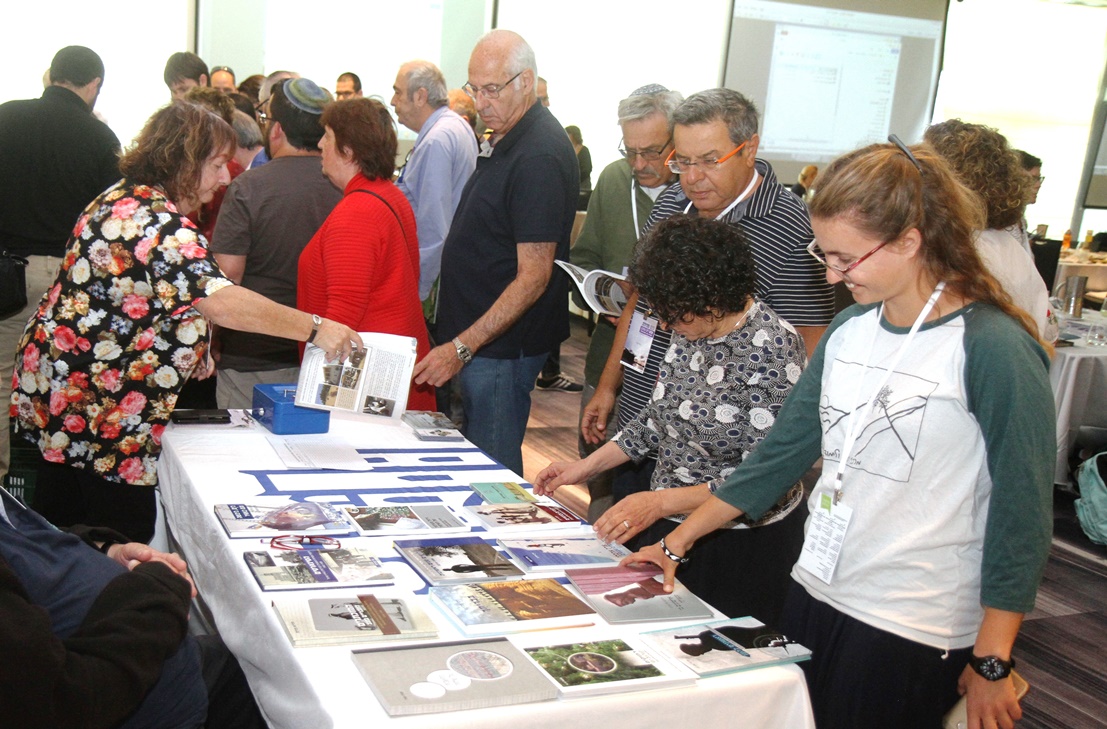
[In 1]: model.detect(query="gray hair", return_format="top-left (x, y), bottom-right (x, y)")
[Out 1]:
top-left (478, 30), bottom-right (537, 91)
top-left (259, 70), bottom-right (298, 103)
top-left (618, 87), bottom-right (684, 131)
top-left (672, 88), bottom-right (759, 145)
top-left (404, 61), bottom-right (448, 109)
top-left (231, 109), bottom-right (263, 148)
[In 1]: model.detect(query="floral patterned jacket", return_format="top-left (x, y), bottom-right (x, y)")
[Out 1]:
top-left (10, 180), bottom-right (232, 485)
top-left (615, 300), bottom-right (807, 528)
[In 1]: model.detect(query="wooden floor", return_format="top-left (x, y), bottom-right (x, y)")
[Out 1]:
top-left (526, 315), bottom-right (1107, 728)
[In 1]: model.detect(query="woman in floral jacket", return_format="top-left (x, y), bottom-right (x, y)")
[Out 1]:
top-left (534, 216), bottom-right (808, 623)
top-left (11, 102), bottom-right (361, 542)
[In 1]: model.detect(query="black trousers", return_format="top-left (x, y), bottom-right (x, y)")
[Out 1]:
top-left (779, 582), bottom-right (971, 728)
top-left (33, 459), bottom-right (157, 543)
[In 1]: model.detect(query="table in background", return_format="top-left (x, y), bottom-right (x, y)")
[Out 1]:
top-left (1054, 259), bottom-right (1107, 294)
top-left (1051, 336), bottom-right (1107, 484)
top-left (157, 412), bottom-right (815, 729)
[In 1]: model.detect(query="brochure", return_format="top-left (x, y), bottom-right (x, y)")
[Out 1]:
top-left (273, 593), bottom-right (438, 646)
top-left (639, 617), bottom-right (812, 677)
top-left (564, 564), bottom-right (714, 624)
top-left (498, 535), bottom-right (630, 572)
top-left (555, 260), bottom-right (628, 317)
top-left (295, 332), bottom-right (416, 419)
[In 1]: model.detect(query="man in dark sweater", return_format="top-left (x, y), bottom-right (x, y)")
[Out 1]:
top-left (0, 487), bottom-right (263, 728)
top-left (0, 46), bottom-right (121, 484)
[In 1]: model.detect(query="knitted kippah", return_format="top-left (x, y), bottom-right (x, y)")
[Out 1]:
top-left (283, 78), bottom-right (331, 114)
top-left (630, 84), bottom-right (670, 97)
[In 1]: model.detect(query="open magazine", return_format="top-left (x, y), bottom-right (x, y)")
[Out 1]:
top-left (295, 332), bottom-right (416, 419)
top-left (555, 261), bottom-right (628, 317)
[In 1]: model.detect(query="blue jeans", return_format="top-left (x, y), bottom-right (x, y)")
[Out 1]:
top-left (457, 353), bottom-right (546, 476)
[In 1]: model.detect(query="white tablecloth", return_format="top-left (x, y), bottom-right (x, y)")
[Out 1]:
top-left (157, 411), bottom-right (815, 729)
top-left (1051, 341), bottom-right (1107, 484)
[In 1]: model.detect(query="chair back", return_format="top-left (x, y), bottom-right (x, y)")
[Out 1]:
top-left (1031, 238), bottom-right (1062, 293)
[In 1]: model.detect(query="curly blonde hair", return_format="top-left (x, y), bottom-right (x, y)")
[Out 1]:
top-left (923, 119), bottom-right (1028, 230)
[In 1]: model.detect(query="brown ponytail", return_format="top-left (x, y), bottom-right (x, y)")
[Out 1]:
top-left (810, 143), bottom-right (1045, 349)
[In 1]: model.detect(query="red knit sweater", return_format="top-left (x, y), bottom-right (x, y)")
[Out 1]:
top-left (297, 173), bottom-right (435, 410)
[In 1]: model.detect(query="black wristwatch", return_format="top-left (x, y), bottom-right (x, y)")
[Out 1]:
top-left (969, 654), bottom-right (1015, 681)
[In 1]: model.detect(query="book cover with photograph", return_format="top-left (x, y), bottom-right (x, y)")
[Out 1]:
top-left (401, 411), bottom-right (464, 441)
top-left (564, 564), bottom-right (714, 624)
top-left (243, 546), bottom-right (394, 591)
top-left (350, 637), bottom-right (557, 715)
top-left (513, 633), bottom-right (696, 698)
top-left (214, 501), bottom-right (355, 538)
top-left (343, 504), bottom-right (469, 535)
top-left (394, 536), bottom-right (524, 585)
top-left (429, 578), bottom-right (595, 635)
top-left (295, 332), bottom-right (416, 419)
top-left (463, 502), bottom-right (582, 531)
top-left (498, 535), bottom-right (630, 572)
top-left (273, 593), bottom-right (438, 647)
top-left (639, 617), bottom-right (811, 677)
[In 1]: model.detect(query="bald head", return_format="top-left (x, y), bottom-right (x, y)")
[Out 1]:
top-left (467, 30), bottom-right (537, 137)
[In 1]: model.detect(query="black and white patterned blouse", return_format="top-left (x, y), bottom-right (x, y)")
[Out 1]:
top-left (616, 300), bottom-right (806, 528)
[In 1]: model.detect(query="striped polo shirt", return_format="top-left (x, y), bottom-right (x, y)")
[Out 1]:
top-left (617, 158), bottom-right (833, 430)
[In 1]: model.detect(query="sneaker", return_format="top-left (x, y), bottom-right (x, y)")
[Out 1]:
top-left (536, 374), bottom-right (583, 392)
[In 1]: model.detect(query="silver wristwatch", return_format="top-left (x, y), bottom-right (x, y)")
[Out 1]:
top-left (452, 337), bottom-right (473, 365)
top-left (307, 314), bottom-right (323, 343)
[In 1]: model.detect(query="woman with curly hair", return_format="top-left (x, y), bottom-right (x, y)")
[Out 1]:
top-left (535, 215), bottom-right (807, 623)
top-left (13, 102), bottom-right (361, 542)
top-left (627, 141), bottom-right (1053, 729)
top-left (924, 119), bottom-right (1053, 340)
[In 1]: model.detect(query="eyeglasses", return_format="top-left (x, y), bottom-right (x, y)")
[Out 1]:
top-left (619, 138), bottom-right (672, 162)
top-left (665, 140), bottom-right (747, 174)
top-left (211, 65), bottom-right (235, 76)
top-left (463, 71), bottom-right (522, 100)
top-left (254, 99), bottom-right (270, 125)
top-left (267, 535), bottom-right (341, 550)
top-left (1031, 175), bottom-right (1045, 184)
top-left (806, 238), bottom-right (890, 275)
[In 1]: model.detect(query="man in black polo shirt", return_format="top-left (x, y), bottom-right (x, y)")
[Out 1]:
top-left (0, 45), bottom-right (121, 484)
top-left (414, 29), bottom-right (578, 476)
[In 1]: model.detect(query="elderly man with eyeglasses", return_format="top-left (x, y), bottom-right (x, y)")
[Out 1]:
top-left (566, 84), bottom-right (683, 520)
top-left (413, 30), bottom-right (578, 477)
top-left (589, 88), bottom-right (834, 507)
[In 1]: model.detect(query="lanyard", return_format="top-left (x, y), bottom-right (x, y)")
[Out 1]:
top-left (832, 281), bottom-right (946, 505)
top-left (683, 169), bottom-right (759, 219)
top-left (631, 179), bottom-right (641, 234)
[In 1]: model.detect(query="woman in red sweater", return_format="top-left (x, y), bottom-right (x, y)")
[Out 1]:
top-left (299, 98), bottom-right (435, 410)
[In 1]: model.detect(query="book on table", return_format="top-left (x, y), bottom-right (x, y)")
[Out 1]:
top-left (393, 536), bottom-right (525, 585)
top-left (463, 502), bottom-right (583, 531)
top-left (342, 503), bottom-right (469, 536)
top-left (242, 545), bottom-right (394, 591)
top-left (512, 630), bottom-right (697, 698)
top-left (350, 637), bottom-right (557, 716)
top-left (564, 564), bottom-right (714, 624)
top-left (429, 578), bottom-right (596, 636)
top-left (469, 481), bottom-right (537, 504)
top-left (497, 534), bottom-right (631, 572)
top-left (555, 260), bottom-right (628, 317)
top-left (638, 616), bottom-right (812, 677)
top-left (272, 592), bottom-right (438, 647)
top-left (295, 332), bottom-right (416, 419)
top-left (214, 501), bottom-right (355, 538)
top-left (401, 411), bottom-right (464, 441)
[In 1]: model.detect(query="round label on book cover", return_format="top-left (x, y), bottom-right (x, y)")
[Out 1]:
top-left (408, 681), bottom-right (447, 700)
top-left (426, 669), bottom-right (471, 691)
top-left (446, 650), bottom-right (513, 680)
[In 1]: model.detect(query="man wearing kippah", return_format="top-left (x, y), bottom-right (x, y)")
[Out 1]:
top-left (209, 78), bottom-right (342, 408)
top-left (570, 84), bottom-right (683, 520)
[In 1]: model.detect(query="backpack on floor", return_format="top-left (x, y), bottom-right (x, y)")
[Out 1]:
top-left (1075, 451), bottom-right (1107, 546)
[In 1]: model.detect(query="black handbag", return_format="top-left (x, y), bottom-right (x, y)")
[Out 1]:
top-left (0, 246), bottom-right (29, 318)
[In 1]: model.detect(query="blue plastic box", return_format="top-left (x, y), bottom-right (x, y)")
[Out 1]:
top-left (252, 383), bottom-right (330, 435)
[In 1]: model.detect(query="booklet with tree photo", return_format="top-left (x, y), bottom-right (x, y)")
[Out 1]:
top-left (555, 260), bottom-right (628, 317)
top-left (295, 332), bottom-right (416, 419)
